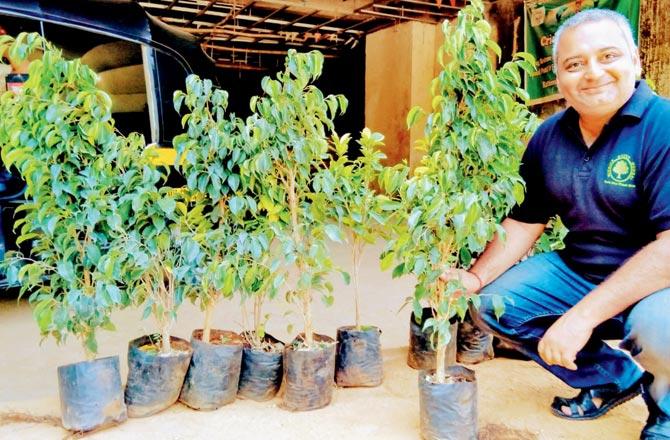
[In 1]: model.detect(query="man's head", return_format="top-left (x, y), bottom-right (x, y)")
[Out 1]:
top-left (552, 9), bottom-right (641, 120)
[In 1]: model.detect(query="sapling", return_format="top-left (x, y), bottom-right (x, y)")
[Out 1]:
top-left (244, 50), bottom-right (347, 348)
top-left (384, 0), bottom-right (539, 383)
top-left (173, 74), bottom-right (252, 344)
top-left (115, 165), bottom-right (208, 354)
top-left (0, 32), bottom-right (134, 359)
top-left (328, 128), bottom-right (406, 329)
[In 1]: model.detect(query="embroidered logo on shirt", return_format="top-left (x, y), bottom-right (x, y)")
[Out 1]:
top-left (605, 154), bottom-right (636, 188)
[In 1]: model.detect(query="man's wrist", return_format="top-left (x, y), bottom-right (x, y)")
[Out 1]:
top-left (469, 271), bottom-right (484, 291)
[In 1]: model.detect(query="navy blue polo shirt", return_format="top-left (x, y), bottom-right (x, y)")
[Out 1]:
top-left (509, 81), bottom-right (670, 283)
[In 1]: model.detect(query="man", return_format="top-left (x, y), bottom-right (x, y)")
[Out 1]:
top-left (444, 9), bottom-right (670, 439)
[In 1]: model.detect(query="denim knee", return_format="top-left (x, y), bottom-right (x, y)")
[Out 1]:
top-left (622, 289), bottom-right (670, 379)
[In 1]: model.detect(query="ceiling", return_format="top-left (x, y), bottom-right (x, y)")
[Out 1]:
top-left (136, 0), bottom-right (466, 71)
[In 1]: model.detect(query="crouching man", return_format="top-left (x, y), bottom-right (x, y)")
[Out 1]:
top-left (444, 9), bottom-right (670, 439)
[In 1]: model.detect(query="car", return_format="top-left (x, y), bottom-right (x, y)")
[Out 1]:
top-left (0, 0), bottom-right (220, 288)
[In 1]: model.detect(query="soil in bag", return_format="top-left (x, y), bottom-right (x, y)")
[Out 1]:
top-left (58, 356), bottom-right (127, 432)
top-left (335, 325), bottom-right (383, 387)
top-left (419, 365), bottom-right (477, 440)
top-left (125, 335), bottom-right (192, 418)
top-left (280, 333), bottom-right (336, 411)
top-left (238, 332), bottom-right (284, 401)
top-left (179, 329), bottom-right (244, 410)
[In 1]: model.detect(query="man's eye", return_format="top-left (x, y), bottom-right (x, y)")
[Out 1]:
top-left (566, 62), bottom-right (582, 71)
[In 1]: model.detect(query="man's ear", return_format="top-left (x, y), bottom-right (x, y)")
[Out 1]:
top-left (633, 49), bottom-right (642, 79)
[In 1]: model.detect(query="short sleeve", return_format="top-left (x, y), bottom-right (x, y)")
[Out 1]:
top-left (642, 143), bottom-right (670, 234)
top-left (507, 133), bottom-right (553, 225)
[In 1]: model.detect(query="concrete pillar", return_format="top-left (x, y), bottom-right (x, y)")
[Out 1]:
top-left (365, 21), bottom-right (441, 168)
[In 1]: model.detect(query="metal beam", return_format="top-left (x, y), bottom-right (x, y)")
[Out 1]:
top-left (202, 1), bottom-right (256, 42)
top-left (184, 0), bottom-right (217, 26)
top-left (223, 5), bottom-right (289, 42)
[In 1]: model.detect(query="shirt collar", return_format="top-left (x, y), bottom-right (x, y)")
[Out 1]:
top-left (619, 80), bottom-right (655, 119)
top-left (559, 80), bottom-right (655, 126)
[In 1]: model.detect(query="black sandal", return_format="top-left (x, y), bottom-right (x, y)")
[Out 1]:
top-left (550, 377), bottom-right (644, 420)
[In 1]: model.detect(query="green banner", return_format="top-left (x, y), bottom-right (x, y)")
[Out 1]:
top-left (524, 0), bottom-right (640, 105)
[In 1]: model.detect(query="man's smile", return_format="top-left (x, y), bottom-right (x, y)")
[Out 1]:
top-left (580, 82), bottom-right (616, 94)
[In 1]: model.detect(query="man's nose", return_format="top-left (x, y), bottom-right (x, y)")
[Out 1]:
top-left (584, 60), bottom-right (605, 79)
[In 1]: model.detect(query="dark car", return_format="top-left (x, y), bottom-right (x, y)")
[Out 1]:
top-left (0, 0), bottom-right (219, 287)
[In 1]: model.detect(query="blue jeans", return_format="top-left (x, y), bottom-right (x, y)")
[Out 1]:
top-left (474, 251), bottom-right (670, 416)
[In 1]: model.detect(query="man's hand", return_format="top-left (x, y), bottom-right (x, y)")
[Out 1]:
top-left (538, 310), bottom-right (595, 371)
top-left (439, 269), bottom-right (483, 296)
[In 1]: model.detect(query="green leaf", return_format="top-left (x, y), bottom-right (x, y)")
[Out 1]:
top-left (408, 209), bottom-right (423, 229)
top-left (158, 197), bottom-right (176, 216)
top-left (107, 214), bottom-right (122, 231)
top-left (491, 294), bottom-right (506, 320)
top-left (107, 285), bottom-right (122, 303)
top-left (391, 262), bottom-right (405, 279)
top-left (406, 106), bottom-right (425, 129)
top-left (229, 196), bottom-right (244, 216)
top-left (142, 304), bottom-right (152, 320)
top-left (324, 224), bottom-right (344, 243)
top-left (485, 39), bottom-right (501, 59)
top-left (322, 294), bottom-right (334, 307)
top-left (380, 252), bottom-right (395, 271)
top-left (412, 299), bottom-right (423, 324)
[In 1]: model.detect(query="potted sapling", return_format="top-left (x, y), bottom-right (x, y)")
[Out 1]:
top-left (0, 33), bottom-right (129, 431)
top-left (383, 1), bottom-right (538, 438)
top-left (171, 75), bottom-right (249, 410)
top-left (115, 156), bottom-right (207, 417)
top-left (328, 128), bottom-right (402, 387)
top-left (235, 226), bottom-right (285, 401)
top-left (244, 49), bottom-right (348, 411)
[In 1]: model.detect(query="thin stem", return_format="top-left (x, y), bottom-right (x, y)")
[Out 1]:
top-left (286, 166), bottom-right (313, 347)
top-left (241, 299), bottom-right (251, 341)
top-left (254, 294), bottom-right (262, 338)
top-left (433, 238), bottom-right (454, 384)
top-left (302, 290), bottom-right (313, 346)
top-left (352, 234), bottom-right (363, 329)
top-left (161, 325), bottom-right (171, 355)
top-left (203, 302), bottom-right (213, 344)
top-left (435, 341), bottom-right (447, 384)
top-left (159, 263), bottom-right (173, 354)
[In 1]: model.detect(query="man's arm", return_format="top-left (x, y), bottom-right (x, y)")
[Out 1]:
top-left (442, 217), bottom-right (546, 292)
top-left (539, 229), bottom-right (670, 370)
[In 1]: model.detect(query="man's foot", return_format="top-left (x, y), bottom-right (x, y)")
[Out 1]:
top-left (642, 412), bottom-right (670, 439)
top-left (641, 382), bottom-right (670, 439)
top-left (550, 376), bottom-right (644, 420)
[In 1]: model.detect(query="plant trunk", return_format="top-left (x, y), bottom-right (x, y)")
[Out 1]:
top-left (203, 304), bottom-right (213, 344)
top-left (353, 236), bottom-right (362, 330)
top-left (303, 291), bottom-right (313, 347)
top-left (82, 334), bottom-right (96, 362)
top-left (161, 325), bottom-right (171, 354)
top-left (254, 295), bottom-right (262, 341)
top-left (435, 343), bottom-right (446, 384)
top-left (286, 166), bottom-right (313, 347)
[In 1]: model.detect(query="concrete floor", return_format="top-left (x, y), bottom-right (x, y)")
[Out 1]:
top-left (0, 242), bottom-right (647, 439)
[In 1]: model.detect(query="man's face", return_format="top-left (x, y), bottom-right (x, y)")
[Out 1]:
top-left (555, 19), bottom-right (641, 119)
